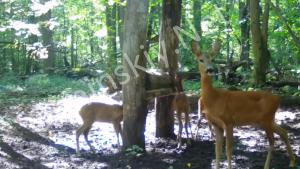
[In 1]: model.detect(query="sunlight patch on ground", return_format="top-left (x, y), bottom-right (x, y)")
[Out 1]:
top-left (211, 159), bottom-right (237, 169)
top-left (145, 111), bottom-right (157, 143)
top-left (236, 131), bottom-right (258, 139)
top-left (275, 111), bottom-right (296, 124)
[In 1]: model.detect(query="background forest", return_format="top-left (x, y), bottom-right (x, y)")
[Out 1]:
top-left (0, 0), bottom-right (299, 100)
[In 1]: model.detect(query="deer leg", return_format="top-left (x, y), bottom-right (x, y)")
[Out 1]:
top-left (194, 100), bottom-right (202, 139)
top-left (225, 125), bottom-right (233, 169)
top-left (83, 126), bottom-right (94, 152)
top-left (76, 122), bottom-right (92, 154)
top-left (177, 112), bottom-right (183, 148)
top-left (214, 125), bottom-right (224, 169)
top-left (264, 127), bottom-right (275, 169)
top-left (208, 120), bottom-right (214, 138)
top-left (273, 124), bottom-right (296, 167)
top-left (113, 122), bottom-right (122, 147)
top-left (76, 125), bottom-right (84, 154)
top-left (184, 112), bottom-right (191, 145)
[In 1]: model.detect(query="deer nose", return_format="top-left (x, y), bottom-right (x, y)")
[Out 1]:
top-left (206, 68), bottom-right (214, 74)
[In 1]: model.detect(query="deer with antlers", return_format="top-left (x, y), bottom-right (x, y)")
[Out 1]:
top-left (191, 39), bottom-right (296, 169)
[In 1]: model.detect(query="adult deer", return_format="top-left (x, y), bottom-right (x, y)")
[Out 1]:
top-left (191, 40), bottom-right (296, 169)
top-left (76, 102), bottom-right (123, 155)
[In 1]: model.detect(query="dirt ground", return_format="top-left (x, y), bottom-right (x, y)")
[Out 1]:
top-left (0, 94), bottom-right (299, 169)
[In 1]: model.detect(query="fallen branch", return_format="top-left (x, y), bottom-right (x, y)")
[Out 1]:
top-left (266, 81), bottom-right (300, 88)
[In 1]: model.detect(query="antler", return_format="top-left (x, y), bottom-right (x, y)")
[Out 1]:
top-left (209, 38), bottom-right (222, 58)
top-left (191, 40), bottom-right (201, 58)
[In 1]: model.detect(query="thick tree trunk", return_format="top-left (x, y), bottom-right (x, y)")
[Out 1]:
top-left (250, 0), bottom-right (270, 85)
top-left (122, 0), bottom-right (149, 149)
top-left (239, 0), bottom-right (250, 68)
top-left (155, 0), bottom-right (182, 138)
top-left (39, 1), bottom-right (55, 73)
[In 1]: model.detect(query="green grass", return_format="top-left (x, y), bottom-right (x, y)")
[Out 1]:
top-left (24, 74), bottom-right (92, 95)
top-left (1, 72), bottom-right (299, 108)
top-left (0, 73), bottom-right (100, 107)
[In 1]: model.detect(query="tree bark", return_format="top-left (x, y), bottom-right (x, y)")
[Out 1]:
top-left (145, 5), bottom-right (159, 54)
top-left (250, 0), bottom-right (270, 85)
top-left (70, 27), bottom-right (76, 68)
top-left (106, 2), bottom-right (117, 73)
top-left (26, 14), bottom-right (38, 74)
top-left (39, 0), bottom-right (55, 73)
top-left (239, 0), bottom-right (250, 69)
top-left (155, 0), bottom-right (182, 138)
top-left (193, 0), bottom-right (202, 44)
top-left (122, 0), bottom-right (149, 149)
top-left (117, 0), bottom-right (125, 52)
top-left (225, 0), bottom-right (232, 65)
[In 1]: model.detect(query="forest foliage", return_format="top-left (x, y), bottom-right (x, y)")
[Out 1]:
top-left (0, 0), bottom-right (300, 98)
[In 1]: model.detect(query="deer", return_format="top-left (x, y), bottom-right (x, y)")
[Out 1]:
top-left (172, 92), bottom-right (192, 148)
top-left (191, 39), bottom-right (296, 169)
top-left (76, 102), bottom-right (123, 155)
top-left (171, 73), bottom-right (192, 148)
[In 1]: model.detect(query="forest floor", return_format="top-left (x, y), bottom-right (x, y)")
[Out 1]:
top-left (0, 94), bottom-right (300, 169)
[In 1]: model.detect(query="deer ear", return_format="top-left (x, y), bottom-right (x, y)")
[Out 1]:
top-left (191, 40), bottom-right (202, 59)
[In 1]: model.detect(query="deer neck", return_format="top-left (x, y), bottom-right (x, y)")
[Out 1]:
top-left (200, 71), bottom-right (216, 100)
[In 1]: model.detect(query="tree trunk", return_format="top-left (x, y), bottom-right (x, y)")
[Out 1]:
top-left (106, 2), bottom-right (117, 73)
top-left (89, 31), bottom-right (95, 59)
top-left (117, 0), bottom-right (125, 52)
top-left (193, 0), bottom-right (202, 44)
top-left (155, 0), bottom-right (182, 138)
top-left (122, 0), bottom-right (149, 149)
top-left (239, 0), bottom-right (250, 69)
top-left (70, 27), bottom-right (76, 68)
top-left (26, 14), bottom-right (38, 74)
top-left (39, 0), bottom-right (55, 73)
top-left (145, 5), bottom-right (158, 53)
top-left (181, 0), bottom-right (186, 28)
top-left (250, 0), bottom-right (270, 85)
top-left (225, 0), bottom-right (232, 64)
top-left (261, 0), bottom-right (271, 78)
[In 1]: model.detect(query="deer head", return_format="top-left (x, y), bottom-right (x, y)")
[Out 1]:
top-left (191, 39), bottom-right (221, 76)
